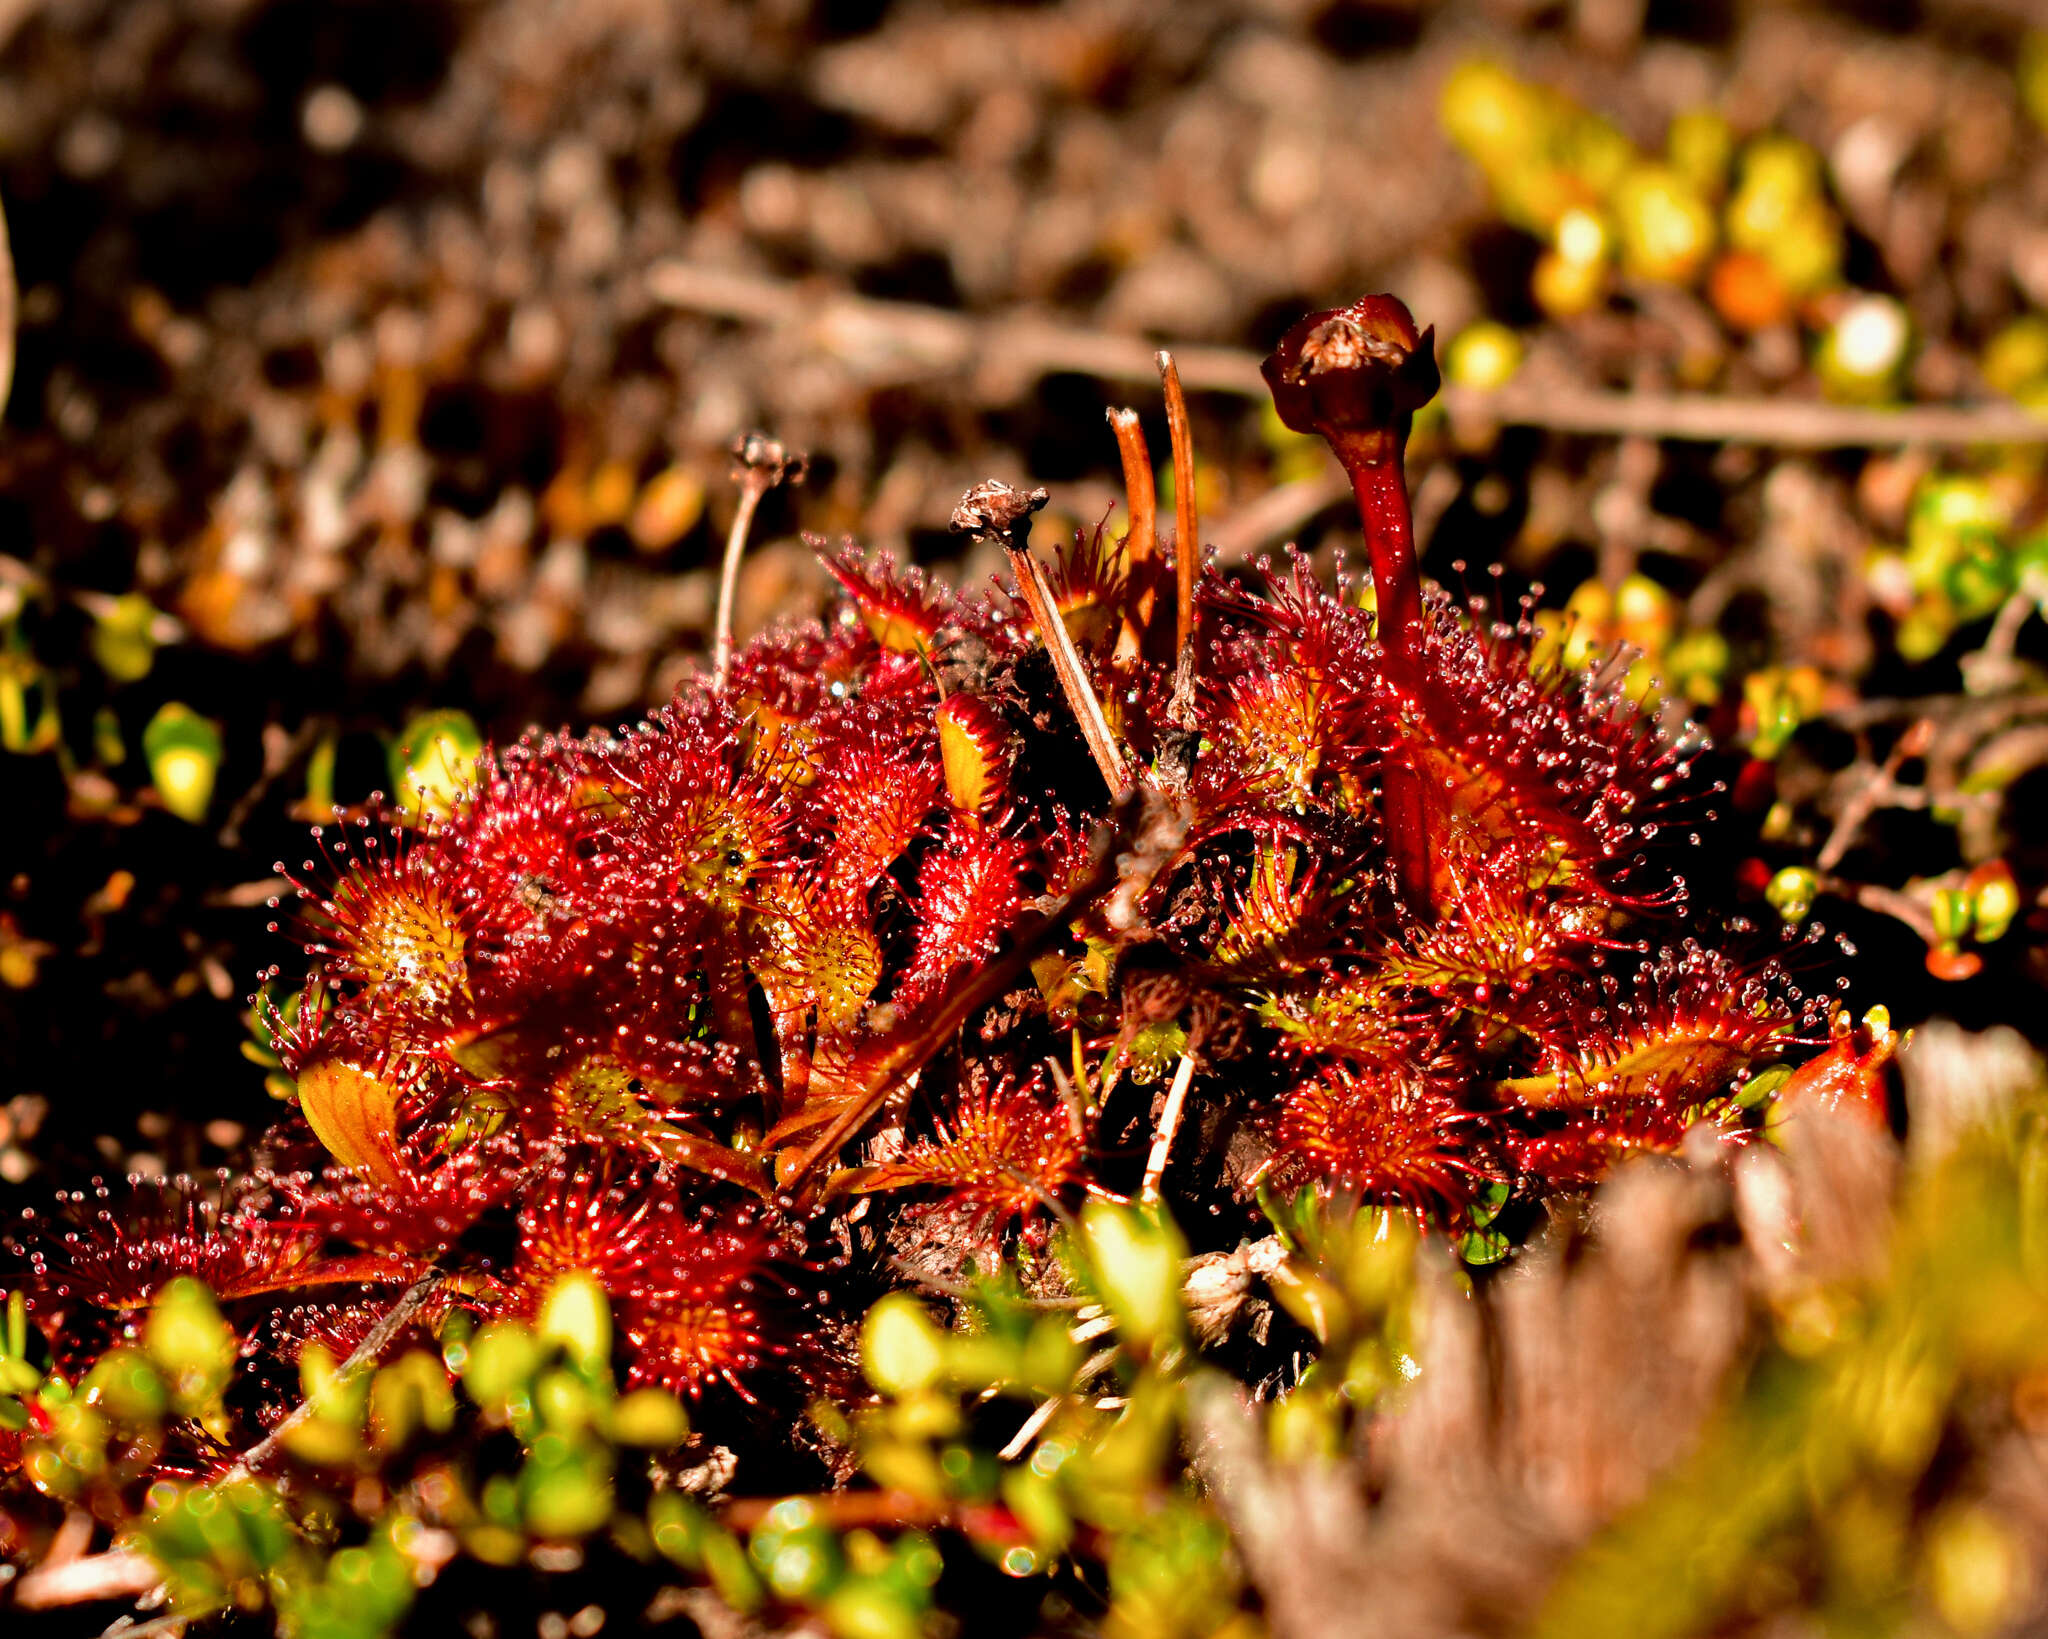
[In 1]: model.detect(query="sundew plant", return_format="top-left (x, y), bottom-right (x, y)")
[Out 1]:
top-left (0, 295), bottom-right (1888, 1639)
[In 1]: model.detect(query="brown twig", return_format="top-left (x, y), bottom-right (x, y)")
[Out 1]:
top-left (1012, 546), bottom-right (1128, 797)
top-left (217, 716), bottom-right (327, 849)
top-left (96, 1611), bottom-right (189, 1639)
top-left (1157, 351), bottom-right (1200, 657)
top-left (1203, 469), bottom-right (1350, 565)
top-left (11, 1549), bottom-right (159, 1611)
top-left (646, 261), bottom-right (2048, 448)
top-left (775, 800), bottom-right (1128, 1192)
top-left (1444, 384), bottom-right (2048, 448)
top-left (645, 259), bottom-right (1263, 398)
top-left (214, 1272), bottom-right (443, 1487)
top-left (1823, 877), bottom-right (1941, 946)
top-left (1815, 719), bottom-right (1934, 874)
top-left (712, 433), bottom-right (805, 693)
top-left (1139, 1049), bottom-right (1198, 1204)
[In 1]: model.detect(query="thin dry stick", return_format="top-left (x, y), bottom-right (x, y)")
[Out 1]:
top-left (215, 1272), bottom-right (443, 1487)
top-left (645, 260), bottom-right (2048, 447)
top-left (12, 1548), bottom-right (159, 1612)
top-left (1441, 383), bottom-right (2048, 449)
top-left (1824, 877), bottom-right (1941, 945)
top-left (1157, 352), bottom-right (1199, 656)
top-left (712, 433), bottom-right (804, 693)
top-left (645, 258), bottom-right (1265, 398)
top-left (96, 1610), bottom-right (190, 1639)
top-left (0, 186), bottom-right (15, 420)
top-left (1046, 1054), bottom-right (1091, 1146)
top-left (1010, 547), bottom-right (1129, 797)
top-left (1816, 719), bottom-right (1934, 874)
top-left (778, 802), bottom-right (1127, 1190)
top-left (949, 478), bottom-right (1127, 795)
top-left (1140, 1050), bottom-right (1198, 1204)
top-left (997, 1394), bottom-right (1065, 1461)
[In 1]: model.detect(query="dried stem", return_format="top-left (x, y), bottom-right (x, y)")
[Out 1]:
top-left (12, 1548), bottom-right (159, 1611)
top-left (96, 1611), bottom-right (189, 1639)
top-left (1816, 719), bottom-right (1933, 874)
top-left (712, 433), bottom-right (805, 693)
top-left (947, 478), bottom-right (1128, 796)
top-left (215, 1272), bottom-right (443, 1486)
top-left (0, 188), bottom-right (15, 422)
top-left (1205, 469), bottom-right (1350, 565)
top-left (1047, 1053), bottom-right (1092, 1146)
top-left (647, 260), bottom-right (2048, 447)
top-left (1105, 408), bottom-right (1157, 570)
top-left (721, 1490), bottom-right (1021, 1539)
top-left (1009, 545), bottom-right (1129, 797)
top-left (1823, 876), bottom-right (1940, 945)
top-left (1157, 351), bottom-right (1200, 658)
top-left (998, 1394), bottom-right (1065, 1460)
top-left (1140, 1049), bottom-right (1198, 1203)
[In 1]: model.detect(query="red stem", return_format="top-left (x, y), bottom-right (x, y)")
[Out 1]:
top-left (1342, 442), bottom-right (1431, 912)
top-left (1347, 457), bottom-right (1421, 664)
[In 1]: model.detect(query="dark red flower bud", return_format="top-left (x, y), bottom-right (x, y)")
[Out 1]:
top-left (1261, 295), bottom-right (1440, 467)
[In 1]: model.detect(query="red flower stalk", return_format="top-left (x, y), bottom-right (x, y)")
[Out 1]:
top-left (1262, 295), bottom-right (1440, 909)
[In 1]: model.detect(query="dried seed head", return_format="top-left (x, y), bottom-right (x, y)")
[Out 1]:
top-left (729, 431), bottom-right (807, 494)
top-left (949, 478), bottom-right (1049, 550)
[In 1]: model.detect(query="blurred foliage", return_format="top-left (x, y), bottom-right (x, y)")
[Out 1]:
top-left (13, 1062), bottom-right (2048, 1638)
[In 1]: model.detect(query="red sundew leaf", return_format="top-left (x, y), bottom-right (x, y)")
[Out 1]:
top-left (504, 1169), bottom-right (803, 1400)
top-left (809, 739), bottom-right (944, 894)
top-left (605, 700), bottom-right (791, 919)
top-left (1507, 1100), bottom-right (1737, 1191)
top-left (1497, 943), bottom-right (1800, 1112)
top-left (762, 809), bottom-right (1123, 1184)
top-left (618, 1293), bottom-right (786, 1403)
top-left (544, 1059), bottom-right (766, 1192)
top-left (1198, 560), bottom-right (1384, 807)
top-left (841, 1078), bottom-right (1082, 1236)
top-left (509, 1163), bottom-right (684, 1303)
top-left (1040, 514), bottom-right (1131, 651)
top-left (819, 544), bottom-right (964, 656)
top-left (1260, 969), bottom-right (1438, 1070)
top-left (937, 693), bottom-right (1015, 819)
top-left (725, 620), bottom-right (874, 724)
top-left (616, 1207), bottom-right (812, 1402)
top-left (1780, 1008), bottom-right (1901, 1128)
top-left (432, 763), bottom-right (612, 991)
top-left (12, 1176), bottom-right (415, 1317)
top-left (1261, 1066), bottom-right (1486, 1213)
top-left (1397, 591), bottom-right (1704, 907)
top-left (272, 1137), bottom-right (524, 1254)
top-left (1368, 853), bottom-right (1601, 1007)
top-left (282, 823), bottom-right (473, 1039)
top-left (898, 819), bottom-right (1029, 1007)
top-left (750, 879), bottom-right (886, 1038)
top-left (262, 1284), bottom-right (465, 1368)
top-left (1209, 843), bottom-right (1333, 978)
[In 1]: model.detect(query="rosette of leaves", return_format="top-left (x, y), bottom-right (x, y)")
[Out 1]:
top-left (1, 294), bottom-right (1873, 1559)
